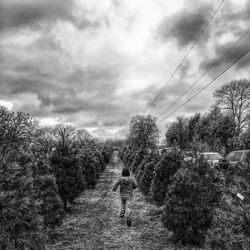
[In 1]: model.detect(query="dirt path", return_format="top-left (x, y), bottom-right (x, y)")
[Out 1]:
top-left (47, 152), bottom-right (195, 250)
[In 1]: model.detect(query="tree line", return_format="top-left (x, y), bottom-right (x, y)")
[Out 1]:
top-left (166, 79), bottom-right (250, 154)
top-left (0, 106), bottom-right (113, 250)
top-left (120, 79), bottom-right (250, 249)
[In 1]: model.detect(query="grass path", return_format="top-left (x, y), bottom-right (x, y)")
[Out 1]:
top-left (47, 152), bottom-right (198, 250)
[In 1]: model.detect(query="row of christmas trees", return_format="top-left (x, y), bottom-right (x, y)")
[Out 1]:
top-left (0, 107), bottom-right (113, 250)
top-left (119, 146), bottom-right (249, 249)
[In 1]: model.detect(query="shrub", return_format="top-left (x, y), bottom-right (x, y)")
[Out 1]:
top-left (95, 150), bottom-right (106, 171)
top-left (51, 153), bottom-right (85, 210)
top-left (139, 162), bottom-right (154, 196)
top-left (101, 146), bottom-right (113, 163)
top-left (162, 160), bottom-right (223, 246)
top-left (124, 148), bottom-right (132, 165)
top-left (0, 151), bottom-right (45, 250)
top-left (80, 148), bottom-right (97, 188)
top-left (85, 162), bottom-right (97, 188)
top-left (136, 154), bottom-right (150, 181)
top-left (139, 155), bottom-right (160, 196)
top-left (93, 154), bottom-right (102, 179)
top-left (33, 155), bottom-right (64, 230)
top-left (205, 155), bottom-right (250, 250)
top-left (151, 152), bottom-right (182, 205)
top-left (120, 146), bottom-right (127, 159)
top-left (123, 150), bottom-right (130, 165)
top-left (131, 149), bottom-right (146, 174)
top-left (126, 151), bottom-right (136, 169)
top-left (101, 150), bottom-right (109, 163)
top-left (137, 151), bottom-right (160, 182)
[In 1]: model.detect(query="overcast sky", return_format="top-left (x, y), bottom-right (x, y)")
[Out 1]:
top-left (0, 0), bottom-right (250, 140)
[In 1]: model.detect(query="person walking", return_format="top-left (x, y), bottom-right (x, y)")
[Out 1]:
top-left (112, 168), bottom-right (137, 227)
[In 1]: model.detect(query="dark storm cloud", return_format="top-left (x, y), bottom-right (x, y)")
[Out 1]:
top-left (0, 0), bottom-right (74, 31)
top-left (0, 71), bottom-right (56, 96)
top-left (0, 0), bottom-right (101, 32)
top-left (64, 66), bottom-right (121, 94)
top-left (139, 59), bottom-right (191, 112)
top-left (221, 1), bottom-right (250, 25)
top-left (157, 3), bottom-right (213, 47)
top-left (195, 1), bottom-right (250, 77)
top-left (200, 36), bottom-right (250, 72)
top-left (0, 38), bottom-right (123, 121)
top-left (0, 64), bottom-right (121, 116)
top-left (212, 1), bottom-right (250, 39)
top-left (130, 84), bottom-right (162, 109)
top-left (41, 92), bottom-right (119, 115)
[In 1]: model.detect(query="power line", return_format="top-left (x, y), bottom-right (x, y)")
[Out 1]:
top-left (145, 0), bottom-right (225, 114)
top-left (157, 48), bottom-right (250, 124)
top-left (157, 28), bottom-right (250, 119)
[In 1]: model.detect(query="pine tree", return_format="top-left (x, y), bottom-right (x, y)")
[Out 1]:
top-left (95, 150), bottom-right (106, 171)
top-left (51, 152), bottom-right (85, 210)
top-left (151, 152), bottom-right (182, 205)
top-left (120, 146), bottom-right (127, 159)
top-left (124, 148), bottom-right (132, 165)
top-left (136, 154), bottom-right (151, 181)
top-left (101, 146), bottom-right (112, 163)
top-left (93, 154), bottom-right (102, 179)
top-left (162, 160), bottom-right (223, 246)
top-left (205, 154), bottom-right (250, 250)
top-left (123, 150), bottom-right (129, 165)
top-left (139, 161), bottom-right (155, 196)
top-left (85, 161), bottom-right (97, 188)
top-left (80, 148), bottom-right (97, 188)
top-left (138, 152), bottom-right (160, 195)
top-left (131, 149), bottom-right (146, 174)
top-left (32, 155), bottom-right (65, 230)
top-left (0, 150), bottom-right (46, 250)
top-left (126, 151), bottom-right (136, 169)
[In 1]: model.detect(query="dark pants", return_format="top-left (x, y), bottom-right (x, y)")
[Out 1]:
top-left (121, 197), bottom-right (132, 219)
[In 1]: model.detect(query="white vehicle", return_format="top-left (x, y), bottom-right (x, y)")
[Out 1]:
top-left (199, 152), bottom-right (223, 166)
top-left (225, 149), bottom-right (250, 166)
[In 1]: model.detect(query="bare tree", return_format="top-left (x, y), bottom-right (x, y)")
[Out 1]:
top-left (129, 115), bottom-right (159, 150)
top-left (214, 79), bottom-right (250, 136)
top-left (34, 127), bottom-right (55, 153)
top-left (53, 124), bottom-right (77, 154)
top-left (0, 107), bottom-right (37, 151)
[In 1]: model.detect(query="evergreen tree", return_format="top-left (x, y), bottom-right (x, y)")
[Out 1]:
top-left (162, 160), bottom-right (223, 246)
top-left (94, 150), bottom-right (106, 171)
top-left (80, 148), bottom-right (97, 188)
top-left (101, 145), bottom-right (113, 163)
top-left (139, 161), bottom-right (156, 196)
top-left (205, 154), bottom-right (250, 249)
top-left (120, 146), bottom-right (127, 159)
top-left (0, 151), bottom-right (45, 250)
top-left (136, 153), bottom-right (151, 181)
top-left (93, 154), bottom-right (102, 179)
top-left (131, 149), bottom-right (146, 174)
top-left (101, 150), bottom-right (109, 163)
top-left (51, 153), bottom-right (85, 210)
top-left (151, 152), bottom-right (182, 205)
top-left (123, 149), bottom-right (131, 165)
top-left (126, 151), bottom-right (136, 169)
top-left (32, 154), bottom-right (64, 230)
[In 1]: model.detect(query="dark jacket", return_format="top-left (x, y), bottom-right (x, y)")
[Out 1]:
top-left (113, 177), bottom-right (137, 199)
